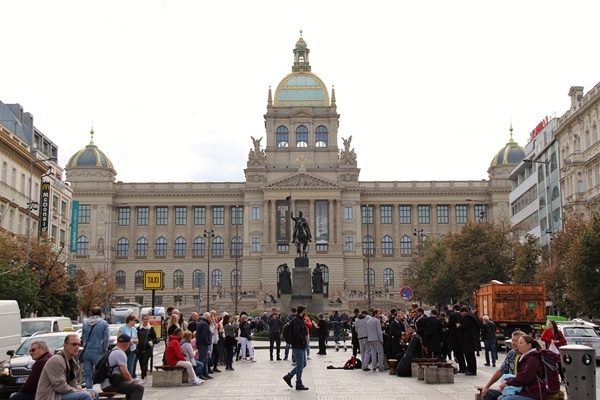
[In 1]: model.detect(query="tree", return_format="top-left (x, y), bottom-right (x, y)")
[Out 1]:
top-left (411, 238), bottom-right (458, 305)
top-left (513, 233), bottom-right (542, 284)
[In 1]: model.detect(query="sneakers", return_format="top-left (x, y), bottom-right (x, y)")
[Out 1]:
top-left (191, 378), bottom-right (204, 385)
top-left (296, 385), bottom-right (309, 390)
top-left (283, 375), bottom-right (293, 388)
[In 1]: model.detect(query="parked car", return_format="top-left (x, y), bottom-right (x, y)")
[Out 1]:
top-left (0, 331), bottom-right (83, 397)
top-left (558, 319), bottom-right (600, 365)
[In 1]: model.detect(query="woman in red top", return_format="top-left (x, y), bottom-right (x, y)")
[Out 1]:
top-left (540, 320), bottom-right (566, 381)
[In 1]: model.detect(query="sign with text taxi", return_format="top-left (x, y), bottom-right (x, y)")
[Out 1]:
top-left (144, 270), bottom-right (164, 290)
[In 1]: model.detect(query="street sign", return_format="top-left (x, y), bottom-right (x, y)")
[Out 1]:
top-left (400, 286), bottom-right (413, 301)
top-left (144, 270), bottom-right (164, 290)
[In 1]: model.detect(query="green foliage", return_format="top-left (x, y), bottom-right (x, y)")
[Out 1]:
top-left (513, 233), bottom-right (542, 284)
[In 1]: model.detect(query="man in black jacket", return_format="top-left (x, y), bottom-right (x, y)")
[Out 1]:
top-left (457, 306), bottom-right (484, 375)
top-left (195, 312), bottom-right (212, 380)
top-left (282, 305), bottom-right (309, 390)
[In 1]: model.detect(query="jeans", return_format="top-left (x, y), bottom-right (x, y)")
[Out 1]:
top-left (484, 339), bottom-right (497, 366)
top-left (82, 350), bottom-right (105, 389)
top-left (62, 389), bottom-right (99, 400)
top-left (484, 389), bottom-right (502, 400)
top-left (239, 337), bottom-right (254, 360)
top-left (286, 348), bottom-right (307, 386)
top-left (498, 395), bottom-right (533, 400)
top-left (193, 361), bottom-right (205, 377)
top-left (126, 350), bottom-right (137, 378)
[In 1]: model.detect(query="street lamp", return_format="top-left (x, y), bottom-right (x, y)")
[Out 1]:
top-left (234, 209), bottom-right (241, 315)
top-left (203, 229), bottom-right (214, 312)
top-left (465, 198), bottom-right (487, 222)
top-left (176, 287), bottom-right (181, 307)
top-left (26, 156), bottom-right (57, 268)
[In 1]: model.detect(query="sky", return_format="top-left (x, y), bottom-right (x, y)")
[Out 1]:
top-left (1, 1), bottom-right (599, 184)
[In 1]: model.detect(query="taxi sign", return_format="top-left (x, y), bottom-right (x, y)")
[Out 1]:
top-left (144, 270), bottom-right (163, 290)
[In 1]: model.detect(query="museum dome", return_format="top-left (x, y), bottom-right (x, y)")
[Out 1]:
top-left (490, 127), bottom-right (525, 167)
top-left (273, 31), bottom-right (330, 107)
top-left (65, 128), bottom-right (115, 170)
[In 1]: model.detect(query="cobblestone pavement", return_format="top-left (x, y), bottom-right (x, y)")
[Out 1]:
top-left (92, 343), bottom-right (598, 400)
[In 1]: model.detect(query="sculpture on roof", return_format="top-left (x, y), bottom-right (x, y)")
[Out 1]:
top-left (339, 136), bottom-right (357, 165)
top-left (248, 136), bottom-right (266, 166)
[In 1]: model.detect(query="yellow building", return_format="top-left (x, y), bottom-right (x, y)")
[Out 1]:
top-left (65, 34), bottom-right (524, 313)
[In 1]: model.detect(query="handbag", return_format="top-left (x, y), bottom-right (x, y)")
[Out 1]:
top-left (549, 341), bottom-right (559, 354)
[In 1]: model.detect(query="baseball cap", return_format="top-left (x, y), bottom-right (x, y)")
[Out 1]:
top-left (117, 334), bottom-right (131, 343)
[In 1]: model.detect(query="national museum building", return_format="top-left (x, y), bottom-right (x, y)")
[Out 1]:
top-left (64, 35), bottom-right (524, 311)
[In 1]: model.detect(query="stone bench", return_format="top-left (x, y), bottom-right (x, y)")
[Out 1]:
top-left (152, 365), bottom-right (188, 387)
top-left (423, 363), bottom-right (454, 384)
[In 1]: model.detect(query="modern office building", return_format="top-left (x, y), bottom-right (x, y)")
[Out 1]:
top-left (64, 34), bottom-right (524, 311)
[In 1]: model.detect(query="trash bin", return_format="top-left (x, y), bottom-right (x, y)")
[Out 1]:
top-left (559, 344), bottom-right (596, 400)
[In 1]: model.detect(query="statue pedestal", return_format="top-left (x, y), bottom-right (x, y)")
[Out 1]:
top-left (280, 259), bottom-right (323, 314)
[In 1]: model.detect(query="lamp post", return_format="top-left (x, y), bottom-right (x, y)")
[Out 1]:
top-left (176, 287), bottom-right (181, 307)
top-left (234, 211), bottom-right (241, 315)
top-left (465, 198), bottom-right (487, 222)
top-left (203, 229), bottom-right (214, 312)
top-left (25, 156), bottom-right (56, 268)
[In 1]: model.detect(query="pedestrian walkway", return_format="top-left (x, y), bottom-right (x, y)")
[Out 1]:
top-left (122, 346), bottom-right (511, 400)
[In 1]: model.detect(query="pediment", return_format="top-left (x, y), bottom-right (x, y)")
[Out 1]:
top-left (289, 109), bottom-right (314, 118)
top-left (262, 172), bottom-right (344, 190)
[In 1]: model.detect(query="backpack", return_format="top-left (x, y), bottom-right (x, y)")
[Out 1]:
top-left (536, 349), bottom-right (561, 394)
top-left (283, 316), bottom-right (296, 343)
top-left (92, 349), bottom-right (117, 384)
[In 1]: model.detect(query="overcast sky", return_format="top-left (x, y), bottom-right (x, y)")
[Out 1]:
top-left (2, 1), bottom-right (599, 184)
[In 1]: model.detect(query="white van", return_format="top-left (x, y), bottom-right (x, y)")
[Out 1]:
top-left (0, 300), bottom-right (21, 360)
top-left (21, 316), bottom-right (73, 340)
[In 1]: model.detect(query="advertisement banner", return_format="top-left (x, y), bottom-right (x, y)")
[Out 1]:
top-left (70, 201), bottom-right (79, 253)
top-left (315, 200), bottom-right (328, 244)
top-left (39, 181), bottom-right (51, 235)
top-left (276, 200), bottom-right (290, 245)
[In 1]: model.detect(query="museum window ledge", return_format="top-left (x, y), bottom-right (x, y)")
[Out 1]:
top-left (174, 255), bottom-right (186, 259)
top-left (154, 255), bottom-right (166, 259)
top-left (135, 255), bottom-right (147, 259)
top-left (116, 255), bottom-right (128, 259)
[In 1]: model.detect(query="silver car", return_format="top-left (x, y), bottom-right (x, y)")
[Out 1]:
top-left (558, 320), bottom-right (600, 365)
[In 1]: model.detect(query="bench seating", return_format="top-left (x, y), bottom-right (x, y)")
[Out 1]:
top-left (98, 392), bottom-right (126, 400)
top-left (152, 365), bottom-right (188, 387)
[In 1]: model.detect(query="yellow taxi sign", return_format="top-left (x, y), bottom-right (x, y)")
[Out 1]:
top-left (144, 270), bottom-right (163, 290)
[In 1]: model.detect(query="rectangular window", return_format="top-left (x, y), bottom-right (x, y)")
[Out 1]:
top-left (475, 204), bottom-right (487, 222)
top-left (344, 206), bottom-right (353, 220)
top-left (344, 237), bottom-right (354, 251)
top-left (399, 205), bottom-right (411, 224)
top-left (156, 207), bottom-right (168, 225)
top-left (194, 206), bottom-right (206, 225)
top-left (251, 207), bottom-right (261, 220)
top-left (437, 205), bottom-right (449, 224)
top-left (380, 205), bottom-right (392, 224)
top-left (60, 201), bottom-right (67, 216)
top-left (456, 205), bottom-right (468, 224)
top-left (137, 207), bottom-right (149, 225)
top-left (79, 204), bottom-right (91, 224)
top-left (118, 207), bottom-right (130, 226)
top-left (175, 207), bottom-right (187, 225)
top-left (251, 237), bottom-right (261, 252)
top-left (213, 206), bottom-right (224, 225)
top-left (417, 205), bottom-right (430, 224)
top-left (231, 206), bottom-right (243, 225)
top-left (361, 205), bottom-right (374, 224)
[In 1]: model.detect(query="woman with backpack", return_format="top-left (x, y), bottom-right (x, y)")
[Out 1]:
top-left (499, 335), bottom-right (547, 400)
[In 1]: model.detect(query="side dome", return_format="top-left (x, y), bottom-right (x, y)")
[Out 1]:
top-left (65, 129), bottom-right (115, 170)
top-left (490, 138), bottom-right (525, 167)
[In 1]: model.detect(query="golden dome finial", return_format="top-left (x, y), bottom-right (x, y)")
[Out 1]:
top-left (509, 122), bottom-right (514, 142)
top-left (90, 126), bottom-right (94, 144)
top-left (299, 29), bottom-right (303, 38)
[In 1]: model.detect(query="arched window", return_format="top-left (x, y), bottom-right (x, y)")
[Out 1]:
top-left (231, 237), bottom-right (243, 257)
top-left (155, 237), bottom-right (167, 256)
top-left (193, 237), bottom-right (205, 256)
top-left (400, 235), bottom-right (412, 255)
top-left (315, 125), bottom-right (328, 147)
top-left (173, 269), bottom-right (184, 289)
top-left (136, 237), bottom-right (148, 256)
top-left (231, 269), bottom-right (241, 289)
top-left (381, 235), bottom-right (393, 255)
top-left (212, 237), bottom-right (224, 256)
top-left (276, 126), bottom-right (289, 148)
top-left (383, 268), bottom-right (394, 287)
top-left (296, 125), bottom-right (308, 147)
top-left (134, 270), bottom-right (144, 289)
top-left (212, 269), bottom-right (223, 288)
top-left (362, 236), bottom-right (374, 256)
top-left (193, 269), bottom-right (205, 288)
top-left (76, 235), bottom-right (89, 256)
top-left (364, 268), bottom-right (375, 286)
top-left (115, 270), bottom-right (126, 289)
top-left (174, 237), bottom-right (186, 257)
top-left (117, 237), bottom-right (129, 257)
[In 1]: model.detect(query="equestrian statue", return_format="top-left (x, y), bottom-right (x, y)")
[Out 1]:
top-left (291, 210), bottom-right (312, 258)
